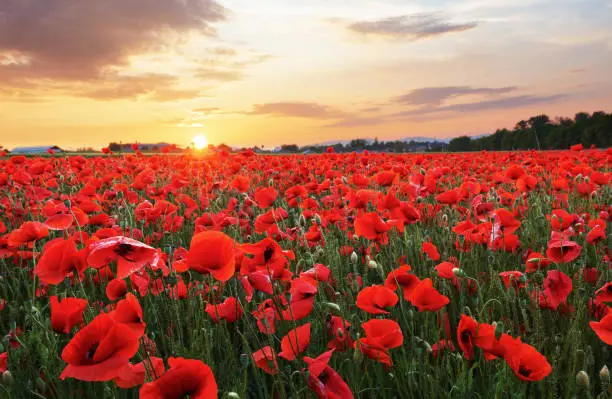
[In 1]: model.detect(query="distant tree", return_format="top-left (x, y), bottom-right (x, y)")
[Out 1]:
top-left (448, 136), bottom-right (472, 152)
top-left (108, 142), bottom-right (121, 152)
top-left (280, 144), bottom-right (299, 153)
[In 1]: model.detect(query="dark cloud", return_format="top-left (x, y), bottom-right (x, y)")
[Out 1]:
top-left (0, 0), bottom-right (225, 81)
top-left (392, 94), bottom-right (567, 119)
top-left (248, 102), bottom-right (349, 119)
top-left (0, 0), bottom-right (232, 100)
top-left (347, 13), bottom-right (478, 40)
top-left (395, 86), bottom-right (517, 106)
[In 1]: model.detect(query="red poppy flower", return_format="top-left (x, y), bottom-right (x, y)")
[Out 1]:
top-left (254, 187), bottom-right (278, 208)
top-left (358, 319), bottom-right (403, 366)
top-left (409, 278), bottom-right (450, 312)
top-left (88, 236), bottom-right (159, 280)
top-left (326, 316), bottom-right (353, 352)
top-left (60, 313), bottom-right (139, 381)
top-left (354, 212), bottom-right (390, 241)
top-left (0, 352), bottom-right (6, 373)
top-left (139, 357), bottom-right (217, 399)
top-left (304, 350), bottom-right (354, 399)
top-left (356, 285), bottom-right (398, 315)
top-left (457, 314), bottom-right (479, 360)
top-left (501, 336), bottom-right (552, 382)
top-left (240, 237), bottom-right (294, 279)
top-left (499, 271), bottom-right (525, 291)
top-left (114, 356), bottom-right (165, 389)
top-left (34, 238), bottom-right (83, 285)
top-left (8, 221), bottom-right (49, 247)
top-left (50, 296), bottom-right (88, 334)
top-left (205, 297), bottom-right (244, 324)
top-left (595, 283), bottom-right (612, 305)
top-left (385, 266), bottom-right (420, 300)
top-left (282, 278), bottom-right (318, 321)
top-left (540, 270), bottom-right (572, 310)
top-left (525, 252), bottom-right (552, 273)
top-left (186, 231), bottom-right (236, 282)
top-left (361, 319), bottom-right (404, 349)
top-left (590, 313), bottom-right (612, 344)
top-left (422, 242), bottom-right (441, 261)
top-left (252, 346), bottom-right (279, 375)
top-left (106, 278), bottom-right (128, 301)
top-left (110, 293), bottom-right (146, 337)
top-left (278, 323), bottom-right (311, 361)
top-left (546, 237), bottom-right (581, 263)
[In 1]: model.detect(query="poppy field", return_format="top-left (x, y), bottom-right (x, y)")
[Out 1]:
top-left (0, 147), bottom-right (610, 398)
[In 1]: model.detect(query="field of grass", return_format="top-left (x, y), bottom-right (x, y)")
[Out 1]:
top-left (0, 148), bottom-right (610, 398)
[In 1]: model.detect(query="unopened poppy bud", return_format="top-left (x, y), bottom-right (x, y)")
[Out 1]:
top-left (452, 268), bottom-right (466, 277)
top-left (494, 321), bottom-right (503, 341)
top-left (314, 214), bottom-right (322, 225)
top-left (350, 251), bottom-right (358, 264)
top-left (322, 302), bottom-right (341, 313)
top-left (298, 214), bottom-right (307, 227)
top-left (406, 309), bottom-right (414, 321)
top-left (63, 199), bottom-right (72, 208)
top-left (352, 234), bottom-right (359, 240)
top-left (228, 392), bottom-right (241, 399)
top-left (368, 260), bottom-right (378, 269)
top-left (353, 345), bottom-right (363, 364)
top-left (441, 214), bottom-right (448, 223)
top-left (600, 365), bottom-right (610, 385)
top-left (337, 328), bottom-right (344, 338)
top-left (1, 371), bottom-right (13, 386)
top-left (576, 370), bottom-right (590, 389)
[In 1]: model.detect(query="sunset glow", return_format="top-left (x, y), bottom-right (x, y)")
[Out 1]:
top-left (192, 134), bottom-right (209, 150)
top-left (1, 1), bottom-right (611, 150)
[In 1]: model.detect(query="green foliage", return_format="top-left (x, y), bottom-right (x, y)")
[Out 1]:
top-left (460, 111), bottom-right (612, 151)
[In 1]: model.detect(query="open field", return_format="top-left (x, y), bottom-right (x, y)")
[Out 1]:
top-left (0, 149), bottom-right (610, 398)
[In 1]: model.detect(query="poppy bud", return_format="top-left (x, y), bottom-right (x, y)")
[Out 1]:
top-left (314, 214), bottom-right (322, 225)
top-left (353, 344), bottom-right (363, 364)
top-left (350, 251), bottom-right (358, 264)
top-left (600, 365), bottom-right (610, 387)
top-left (298, 214), bottom-right (306, 227)
top-left (406, 309), bottom-right (413, 321)
top-left (352, 234), bottom-right (359, 240)
top-left (576, 370), bottom-right (590, 389)
top-left (63, 199), bottom-right (72, 209)
top-left (337, 328), bottom-right (344, 338)
top-left (368, 260), bottom-right (378, 270)
top-left (1, 371), bottom-right (12, 386)
top-left (228, 393), bottom-right (241, 399)
top-left (322, 302), bottom-right (341, 313)
top-left (452, 268), bottom-right (466, 277)
top-left (494, 321), bottom-right (503, 341)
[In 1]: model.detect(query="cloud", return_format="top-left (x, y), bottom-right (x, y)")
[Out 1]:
top-left (0, 0), bottom-right (225, 82)
top-left (347, 13), bottom-right (478, 40)
top-left (247, 102), bottom-right (349, 119)
top-left (393, 94), bottom-right (567, 119)
top-left (325, 116), bottom-right (386, 128)
top-left (0, 0), bottom-right (232, 100)
top-left (395, 86), bottom-right (517, 106)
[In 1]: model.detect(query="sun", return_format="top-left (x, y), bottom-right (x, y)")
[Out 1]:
top-left (192, 134), bottom-right (208, 150)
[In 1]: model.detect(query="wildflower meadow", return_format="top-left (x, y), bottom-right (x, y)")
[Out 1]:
top-left (0, 146), bottom-right (610, 398)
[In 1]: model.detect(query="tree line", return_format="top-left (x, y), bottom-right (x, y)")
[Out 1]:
top-left (448, 111), bottom-right (612, 152)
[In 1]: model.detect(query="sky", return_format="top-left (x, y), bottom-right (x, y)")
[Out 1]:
top-left (1, 0), bottom-right (612, 150)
